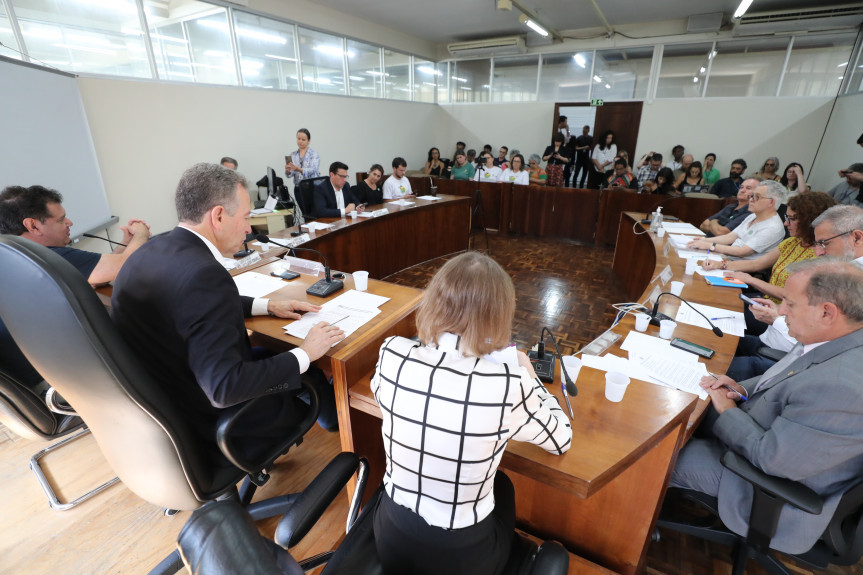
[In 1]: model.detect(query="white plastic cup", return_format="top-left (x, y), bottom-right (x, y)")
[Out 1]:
top-left (659, 319), bottom-right (677, 339)
top-left (656, 227), bottom-right (666, 238)
top-left (685, 259), bottom-right (697, 275)
top-left (349, 210), bottom-right (357, 218)
top-left (605, 371), bottom-right (630, 402)
top-left (353, 270), bottom-right (369, 291)
top-left (670, 281), bottom-right (684, 296)
top-left (634, 313), bottom-right (650, 332)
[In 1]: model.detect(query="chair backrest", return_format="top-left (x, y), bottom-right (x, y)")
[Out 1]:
top-left (297, 176), bottom-right (328, 219)
top-left (0, 235), bottom-right (229, 510)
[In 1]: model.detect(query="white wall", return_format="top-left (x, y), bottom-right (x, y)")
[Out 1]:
top-left (75, 77), bottom-right (439, 245)
top-left (809, 92), bottom-right (863, 191)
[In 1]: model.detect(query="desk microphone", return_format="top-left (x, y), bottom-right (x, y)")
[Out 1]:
top-left (650, 292), bottom-right (724, 337)
top-left (233, 233), bottom-right (255, 258)
top-left (82, 233), bottom-right (126, 248)
top-left (255, 234), bottom-right (344, 297)
top-left (530, 328), bottom-right (576, 418)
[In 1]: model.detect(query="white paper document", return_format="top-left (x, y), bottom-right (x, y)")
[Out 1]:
top-left (667, 234), bottom-right (695, 249)
top-left (675, 302), bottom-right (745, 337)
top-left (675, 249), bottom-right (722, 262)
top-left (283, 304), bottom-right (381, 344)
top-left (233, 272), bottom-right (287, 298)
top-left (694, 267), bottom-right (727, 277)
top-left (661, 222), bottom-right (705, 235)
top-left (301, 221), bottom-right (334, 231)
top-left (581, 353), bottom-right (661, 387)
top-left (391, 199), bottom-right (415, 206)
top-left (416, 195), bottom-right (440, 201)
top-left (250, 195), bottom-right (278, 215)
top-left (326, 289), bottom-right (390, 310)
top-left (635, 355), bottom-right (709, 399)
top-left (620, 331), bottom-right (699, 364)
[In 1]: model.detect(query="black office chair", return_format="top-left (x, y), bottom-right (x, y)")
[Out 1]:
top-left (296, 176), bottom-right (328, 221)
top-left (657, 451), bottom-right (863, 575)
top-left (177, 465), bottom-right (570, 575)
top-left (0, 235), bottom-right (332, 572)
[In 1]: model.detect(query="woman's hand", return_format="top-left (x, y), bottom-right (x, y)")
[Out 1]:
top-left (517, 350), bottom-right (539, 380)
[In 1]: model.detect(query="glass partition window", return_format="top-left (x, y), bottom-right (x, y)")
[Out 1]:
top-left (491, 54), bottom-right (537, 102)
top-left (435, 61), bottom-right (450, 104)
top-left (347, 39), bottom-right (382, 98)
top-left (705, 37), bottom-right (789, 97)
top-left (0, 5), bottom-right (21, 60)
top-left (232, 11), bottom-right (298, 91)
top-left (12, 0), bottom-right (151, 77)
top-left (298, 27), bottom-right (345, 95)
top-left (384, 49), bottom-right (411, 101)
top-left (146, 1), bottom-right (236, 85)
top-left (656, 42), bottom-right (714, 98)
top-left (538, 52), bottom-right (592, 102)
top-left (450, 59), bottom-right (489, 103)
top-left (780, 33), bottom-right (856, 97)
top-left (591, 47), bottom-right (652, 101)
top-left (413, 58), bottom-right (437, 103)
top-left (846, 37), bottom-right (863, 94)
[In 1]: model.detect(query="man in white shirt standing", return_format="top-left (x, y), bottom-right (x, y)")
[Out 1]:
top-left (382, 157), bottom-right (413, 199)
top-left (687, 179), bottom-right (786, 263)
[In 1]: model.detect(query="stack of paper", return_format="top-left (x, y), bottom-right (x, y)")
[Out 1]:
top-left (675, 302), bottom-right (745, 337)
top-left (233, 271), bottom-right (287, 297)
top-left (302, 222), bottom-right (334, 231)
top-left (661, 222), bottom-right (705, 235)
top-left (283, 289), bottom-right (391, 346)
top-left (416, 195), bottom-right (440, 201)
top-left (391, 199), bottom-right (415, 207)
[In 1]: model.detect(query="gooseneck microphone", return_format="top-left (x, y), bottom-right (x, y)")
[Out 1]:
top-left (82, 233), bottom-right (126, 248)
top-left (233, 232), bottom-right (255, 258)
top-left (650, 292), bottom-right (724, 337)
top-left (255, 234), bottom-right (344, 297)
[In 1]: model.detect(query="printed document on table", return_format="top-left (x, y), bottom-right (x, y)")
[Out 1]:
top-left (620, 331), bottom-right (699, 364)
top-left (391, 199), bottom-right (415, 206)
top-left (233, 272), bottom-right (287, 298)
top-left (283, 304), bottom-right (381, 344)
top-left (416, 195), bottom-right (440, 201)
top-left (302, 221), bottom-right (334, 231)
top-left (661, 222), bottom-right (705, 235)
top-left (635, 354), bottom-right (709, 399)
top-left (695, 267), bottom-right (727, 277)
top-left (326, 289), bottom-right (390, 310)
top-left (581, 353), bottom-right (674, 389)
top-left (675, 248), bottom-right (722, 261)
top-left (667, 234), bottom-right (695, 249)
top-left (675, 302), bottom-right (745, 337)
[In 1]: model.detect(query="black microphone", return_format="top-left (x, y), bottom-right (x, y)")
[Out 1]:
top-left (233, 233), bottom-right (254, 258)
top-left (542, 327), bottom-right (578, 397)
top-left (82, 233), bottom-right (127, 248)
top-left (255, 234), bottom-right (344, 297)
top-left (650, 292), bottom-right (724, 337)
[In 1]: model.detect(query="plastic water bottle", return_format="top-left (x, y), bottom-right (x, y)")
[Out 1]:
top-left (649, 206), bottom-right (663, 233)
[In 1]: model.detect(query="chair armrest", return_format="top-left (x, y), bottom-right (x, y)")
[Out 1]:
top-left (721, 451), bottom-right (823, 514)
top-left (756, 346), bottom-right (787, 362)
top-left (45, 387), bottom-right (77, 416)
top-left (275, 452), bottom-right (361, 549)
top-left (216, 377), bottom-right (320, 475)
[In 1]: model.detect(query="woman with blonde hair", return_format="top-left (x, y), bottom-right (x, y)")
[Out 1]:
top-left (371, 251), bottom-right (572, 575)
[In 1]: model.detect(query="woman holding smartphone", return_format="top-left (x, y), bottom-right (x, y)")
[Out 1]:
top-left (371, 252), bottom-right (571, 575)
top-left (285, 128), bottom-right (320, 188)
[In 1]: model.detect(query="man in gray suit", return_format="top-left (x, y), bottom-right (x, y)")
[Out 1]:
top-left (670, 258), bottom-right (863, 554)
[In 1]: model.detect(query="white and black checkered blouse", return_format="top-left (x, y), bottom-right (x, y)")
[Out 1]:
top-left (371, 335), bottom-right (572, 530)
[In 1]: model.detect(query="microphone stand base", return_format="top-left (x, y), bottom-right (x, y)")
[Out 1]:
top-left (649, 312), bottom-right (673, 327)
top-left (233, 249), bottom-right (254, 258)
top-left (306, 278), bottom-right (344, 298)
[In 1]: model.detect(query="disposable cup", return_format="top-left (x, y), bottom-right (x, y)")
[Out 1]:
top-left (349, 210), bottom-right (357, 218)
top-left (656, 227), bottom-right (666, 238)
top-left (659, 319), bottom-right (677, 339)
top-left (670, 281), bottom-right (684, 296)
top-left (605, 371), bottom-right (630, 402)
top-left (353, 271), bottom-right (369, 291)
top-left (685, 259), bottom-right (697, 275)
top-left (634, 313), bottom-right (650, 332)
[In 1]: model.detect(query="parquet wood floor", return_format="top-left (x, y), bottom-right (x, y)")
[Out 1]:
top-left (1, 231), bottom-right (859, 574)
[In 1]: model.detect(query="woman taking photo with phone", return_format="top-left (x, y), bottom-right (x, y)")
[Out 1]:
top-left (285, 128), bottom-right (320, 188)
top-left (371, 252), bottom-right (572, 575)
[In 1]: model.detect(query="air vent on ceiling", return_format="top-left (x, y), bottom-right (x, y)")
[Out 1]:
top-left (733, 4), bottom-right (863, 36)
top-left (447, 36), bottom-right (526, 58)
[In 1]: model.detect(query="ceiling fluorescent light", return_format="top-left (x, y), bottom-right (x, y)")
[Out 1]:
top-left (265, 54), bottom-right (297, 62)
top-left (525, 19), bottom-right (549, 37)
top-left (733, 0), bottom-right (754, 19)
top-left (573, 53), bottom-right (586, 68)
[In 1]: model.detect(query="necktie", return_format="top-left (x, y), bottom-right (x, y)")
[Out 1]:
top-left (751, 343), bottom-right (805, 395)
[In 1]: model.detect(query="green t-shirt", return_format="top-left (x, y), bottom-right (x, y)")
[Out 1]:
top-left (704, 167), bottom-right (720, 185)
top-left (451, 162), bottom-right (476, 181)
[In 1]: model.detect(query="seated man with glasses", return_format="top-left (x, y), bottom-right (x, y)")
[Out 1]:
top-left (813, 205), bottom-right (863, 266)
top-left (314, 161), bottom-right (365, 219)
top-left (687, 180), bottom-right (787, 263)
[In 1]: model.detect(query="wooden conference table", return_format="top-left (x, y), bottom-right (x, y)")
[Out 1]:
top-left (237, 206), bottom-right (742, 574)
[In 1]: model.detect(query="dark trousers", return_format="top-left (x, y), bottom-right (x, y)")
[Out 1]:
top-left (373, 472), bottom-right (516, 575)
top-left (726, 334), bottom-right (776, 381)
top-left (572, 156), bottom-right (591, 188)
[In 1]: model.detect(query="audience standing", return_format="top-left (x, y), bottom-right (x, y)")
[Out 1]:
top-left (572, 125), bottom-right (593, 188)
top-left (285, 128), bottom-right (320, 189)
top-left (543, 133), bottom-right (569, 187)
top-left (590, 130), bottom-right (616, 189)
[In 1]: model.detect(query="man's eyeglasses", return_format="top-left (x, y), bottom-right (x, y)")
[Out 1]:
top-left (814, 230), bottom-right (852, 249)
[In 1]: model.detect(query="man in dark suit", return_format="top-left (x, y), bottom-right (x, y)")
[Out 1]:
top-left (671, 258), bottom-right (863, 554)
top-left (313, 161), bottom-right (365, 218)
top-left (111, 163), bottom-right (344, 461)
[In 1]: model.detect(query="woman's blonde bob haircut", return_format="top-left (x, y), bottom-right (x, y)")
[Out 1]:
top-left (416, 251), bottom-right (515, 357)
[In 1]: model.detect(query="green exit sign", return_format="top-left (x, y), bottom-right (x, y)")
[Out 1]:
top-left (590, 99), bottom-right (604, 106)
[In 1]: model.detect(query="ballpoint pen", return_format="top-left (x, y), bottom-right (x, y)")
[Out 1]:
top-left (561, 380), bottom-right (575, 419)
top-left (710, 316), bottom-right (736, 320)
top-left (708, 373), bottom-right (748, 401)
